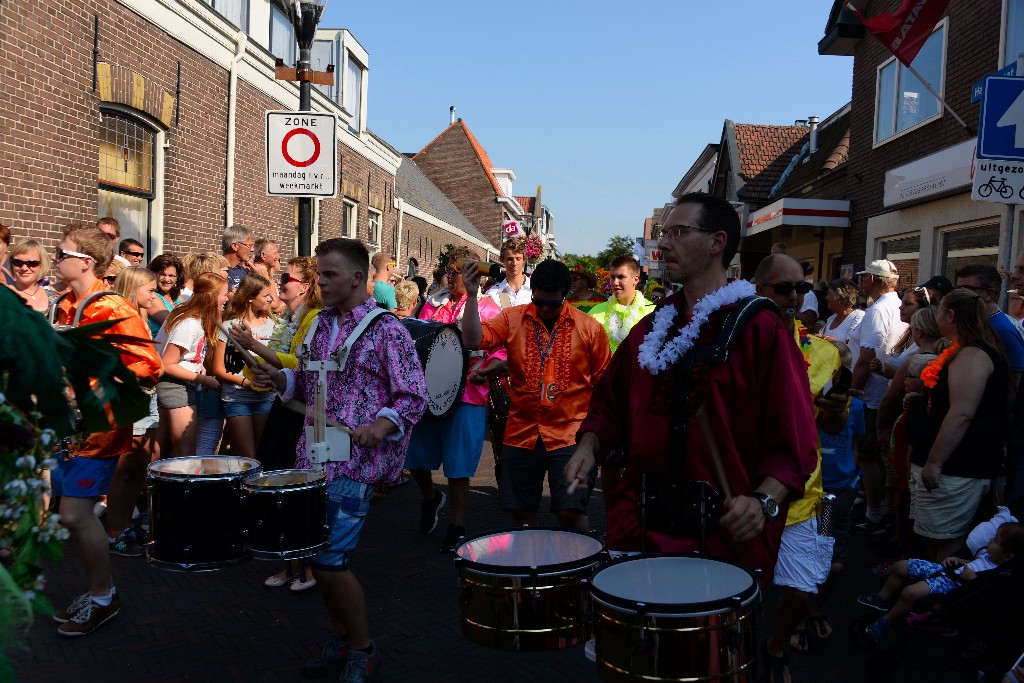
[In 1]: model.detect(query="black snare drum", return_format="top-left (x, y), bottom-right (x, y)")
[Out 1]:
top-left (146, 456), bottom-right (260, 571)
top-left (243, 469), bottom-right (328, 560)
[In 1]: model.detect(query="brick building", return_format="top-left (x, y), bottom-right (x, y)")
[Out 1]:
top-left (820, 0), bottom-right (1024, 290)
top-left (0, 0), bottom-right (487, 276)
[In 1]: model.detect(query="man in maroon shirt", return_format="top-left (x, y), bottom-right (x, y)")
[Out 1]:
top-left (565, 193), bottom-right (818, 578)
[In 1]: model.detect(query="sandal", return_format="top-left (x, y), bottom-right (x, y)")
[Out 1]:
top-left (788, 626), bottom-right (809, 653)
top-left (807, 614), bottom-right (833, 641)
top-left (762, 643), bottom-right (791, 683)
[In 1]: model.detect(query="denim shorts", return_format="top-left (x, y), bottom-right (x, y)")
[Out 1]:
top-left (221, 390), bottom-right (275, 418)
top-left (51, 456), bottom-right (118, 498)
top-left (310, 476), bottom-right (375, 571)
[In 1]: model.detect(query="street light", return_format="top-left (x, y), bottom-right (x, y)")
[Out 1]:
top-left (290, 0), bottom-right (327, 257)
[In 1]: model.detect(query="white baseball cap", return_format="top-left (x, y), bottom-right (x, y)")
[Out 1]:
top-left (856, 259), bottom-right (898, 279)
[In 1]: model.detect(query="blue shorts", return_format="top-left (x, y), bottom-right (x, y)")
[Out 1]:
top-left (310, 476), bottom-right (375, 571)
top-left (404, 403), bottom-right (487, 479)
top-left (52, 456), bottom-right (118, 498)
top-left (497, 442), bottom-right (595, 513)
top-left (907, 558), bottom-right (960, 595)
top-left (222, 390), bottom-right (275, 418)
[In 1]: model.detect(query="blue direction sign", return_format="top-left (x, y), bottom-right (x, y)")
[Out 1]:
top-left (972, 63), bottom-right (1017, 104)
top-left (978, 76), bottom-right (1024, 161)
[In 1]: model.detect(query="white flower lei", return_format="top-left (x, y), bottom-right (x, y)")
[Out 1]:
top-left (607, 291), bottom-right (650, 345)
top-left (637, 279), bottom-right (756, 374)
top-left (266, 304), bottom-right (307, 354)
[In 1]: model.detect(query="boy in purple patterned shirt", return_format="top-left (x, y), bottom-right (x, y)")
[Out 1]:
top-left (253, 238), bottom-right (427, 682)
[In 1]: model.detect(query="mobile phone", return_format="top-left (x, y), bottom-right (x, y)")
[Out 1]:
top-left (823, 366), bottom-right (853, 398)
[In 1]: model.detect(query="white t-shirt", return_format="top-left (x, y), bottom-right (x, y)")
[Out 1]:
top-left (217, 317), bottom-right (276, 395)
top-left (156, 317), bottom-right (207, 375)
top-left (485, 277), bottom-right (532, 308)
top-left (801, 288), bottom-right (819, 315)
top-left (855, 291), bottom-right (908, 409)
top-left (824, 309), bottom-right (866, 358)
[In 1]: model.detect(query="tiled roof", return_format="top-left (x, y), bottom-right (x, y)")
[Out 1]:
top-left (414, 120), bottom-right (504, 197)
top-left (732, 124), bottom-right (809, 200)
top-left (394, 157), bottom-right (493, 247)
top-left (771, 108), bottom-right (851, 198)
top-left (514, 196), bottom-right (536, 214)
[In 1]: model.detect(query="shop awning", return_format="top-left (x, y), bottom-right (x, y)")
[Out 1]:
top-left (744, 198), bottom-right (850, 237)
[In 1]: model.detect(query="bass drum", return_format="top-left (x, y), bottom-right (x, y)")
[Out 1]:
top-left (400, 318), bottom-right (467, 419)
top-left (589, 555), bottom-right (760, 682)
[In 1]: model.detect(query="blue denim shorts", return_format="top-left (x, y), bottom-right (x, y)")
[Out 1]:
top-left (52, 456), bottom-right (118, 498)
top-left (221, 390), bottom-right (275, 418)
top-left (310, 476), bottom-right (375, 571)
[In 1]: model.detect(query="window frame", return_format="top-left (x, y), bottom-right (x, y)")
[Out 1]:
top-left (367, 208), bottom-right (381, 247)
top-left (1002, 0), bottom-right (1024, 68)
top-left (871, 18), bottom-right (948, 148)
top-left (203, 0), bottom-right (248, 31)
top-left (98, 109), bottom-right (158, 200)
top-left (343, 51), bottom-right (365, 133)
top-left (938, 222), bottom-right (1001, 278)
top-left (269, 3), bottom-right (296, 67)
top-left (342, 200), bottom-right (358, 239)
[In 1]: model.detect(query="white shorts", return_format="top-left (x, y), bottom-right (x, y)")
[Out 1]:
top-left (773, 517), bottom-right (835, 593)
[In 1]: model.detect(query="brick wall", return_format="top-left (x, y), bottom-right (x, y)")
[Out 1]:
top-left (413, 127), bottom-right (504, 247)
top-left (398, 213), bottom-right (486, 279)
top-left (842, 0), bottom-right (1001, 268)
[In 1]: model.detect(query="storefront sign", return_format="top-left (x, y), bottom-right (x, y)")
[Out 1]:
top-left (883, 139), bottom-right (974, 207)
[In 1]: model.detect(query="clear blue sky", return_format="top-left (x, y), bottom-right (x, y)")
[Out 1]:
top-left (321, 1), bottom-right (854, 256)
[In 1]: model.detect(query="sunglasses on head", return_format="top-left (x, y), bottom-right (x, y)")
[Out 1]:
top-left (764, 281), bottom-right (813, 296)
top-left (280, 273), bottom-right (306, 286)
top-left (54, 246), bottom-right (91, 262)
top-left (11, 258), bottom-right (41, 268)
top-left (531, 297), bottom-right (565, 309)
top-left (912, 285), bottom-right (932, 305)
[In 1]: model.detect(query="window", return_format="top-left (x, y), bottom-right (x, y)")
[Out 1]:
top-left (406, 258), bottom-right (419, 278)
top-left (98, 111), bottom-right (157, 250)
top-left (203, 0), bottom-right (247, 29)
top-left (367, 209), bottom-right (381, 246)
top-left (344, 55), bottom-right (363, 132)
top-left (342, 200), bottom-right (357, 238)
top-left (312, 39), bottom-right (336, 100)
top-left (270, 5), bottom-right (295, 67)
top-left (874, 22), bottom-right (946, 145)
top-left (879, 235), bottom-right (920, 291)
top-left (942, 225), bottom-right (1000, 278)
top-left (1006, 0), bottom-right (1024, 68)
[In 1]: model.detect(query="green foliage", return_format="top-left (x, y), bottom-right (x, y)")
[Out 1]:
top-left (437, 244), bottom-right (457, 271)
top-left (595, 235), bottom-right (637, 269)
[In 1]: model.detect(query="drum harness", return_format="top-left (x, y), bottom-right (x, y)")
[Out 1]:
top-left (297, 307), bottom-right (393, 467)
top-left (640, 295), bottom-right (776, 554)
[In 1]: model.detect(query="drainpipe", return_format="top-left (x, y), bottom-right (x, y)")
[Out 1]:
top-left (395, 197), bottom-right (404, 267)
top-left (225, 31), bottom-right (247, 227)
top-left (808, 115), bottom-right (819, 155)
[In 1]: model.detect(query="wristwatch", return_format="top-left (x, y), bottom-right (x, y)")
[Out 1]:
top-left (749, 492), bottom-right (780, 521)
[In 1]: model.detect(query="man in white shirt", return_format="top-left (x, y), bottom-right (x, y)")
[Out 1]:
top-left (485, 238), bottom-right (531, 308)
top-left (851, 259), bottom-right (908, 535)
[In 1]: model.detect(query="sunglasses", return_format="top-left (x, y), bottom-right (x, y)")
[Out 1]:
top-left (11, 258), bottom-right (41, 268)
top-left (444, 267), bottom-right (461, 277)
top-left (280, 273), bottom-right (306, 286)
top-left (531, 297), bottom-right (565, 309)
top-left (103, 275), bottom-right (118, 284)
top-left (763, 281), bottom-right (813, 296)
top-left (912, 285), bottom-right (932, 305)
top-left (54, 246), bottom-right (92, 262)
top-left (124, 250), bottom-right (144, 258)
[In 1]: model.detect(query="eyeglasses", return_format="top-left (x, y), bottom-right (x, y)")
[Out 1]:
top-left (54, 246), bottom-right (92, 262)
top-left (531, 297), bottom-right (565, 309)
top-left (763, 281), bottom-right (813, 296)
top-left (660, 224), bottom-right (717, 240)
top-left (124, 250), bottom-right (144, 258)
top-left (912, 286), bottom-right (932, 305)
top-left (444, 267), bottom-right (461, 277)
top-left (234, 241), bottom-right (254, 250)
top-left (10, 258), bottom-right (41, 268)
top-left (280, 273), bottom-right (306, 286)
top-left (103, 275), bottom-right (118, 284)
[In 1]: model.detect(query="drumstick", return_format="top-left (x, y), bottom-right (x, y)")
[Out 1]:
top-left (566, 479), bottom-right (580, 495)
top-left (282, 399), bottom-right (354, 435)
top-left (217, 322), bottom-right (262, 368)
top-left (696, 407), bottom-right (732, 501)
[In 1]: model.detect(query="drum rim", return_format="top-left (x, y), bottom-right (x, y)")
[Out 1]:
top-left (242, 468), bottom-right (326, 490)
top-left (589, 553), bottom-right (760, 614)
top-left (454, 527), bottom-right (606, 576)
top-left (401, 319), bottom-right (468, 420)
top-left (147, 455), bottom-right (262, 479)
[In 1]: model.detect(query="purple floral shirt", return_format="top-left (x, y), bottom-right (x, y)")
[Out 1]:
top-left (291, 298), bottom-right (428, 485)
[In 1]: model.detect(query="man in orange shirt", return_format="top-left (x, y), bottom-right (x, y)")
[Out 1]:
top-left (462, 259), bottom-right (611, 531)
top-left (51, 224), bottom-right (163, 637)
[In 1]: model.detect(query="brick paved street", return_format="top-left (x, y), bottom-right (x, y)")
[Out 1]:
top-left (11, 440), bottom-right (982, 682)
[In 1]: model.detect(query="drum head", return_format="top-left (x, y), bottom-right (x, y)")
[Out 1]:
top-left (148, 456), bottom-right (261, 478)
top-left (591, 555), bottom-right (758, 614)
top-left (455, 528), bottom-right (604, 575)
top-left (244, 469), bottom-right (325, 489)
top-left (423, 326), bottom-right (467, 419)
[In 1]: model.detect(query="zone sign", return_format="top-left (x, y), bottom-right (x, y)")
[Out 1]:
top-left (266, 111), bottom-right (337, 197)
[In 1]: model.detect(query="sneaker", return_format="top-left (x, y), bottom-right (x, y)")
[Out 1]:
top-left (340, 642), bottom-right (380, 683)
top-left (108, 530), bottom-right (145, 557)
top-left (302, 637), bottom-right (349, 679)
top-left (857, 593), bottom-right (894, 612)
top-left (864, 617), bottom-right (893, 643)
top-left (57, 593), bottom-right (120, 637)
top-left (853, 518), bottom-right (891, 535)
top-left (439, 523), bottom-right (466, 553)
top-left (53, 593), bottom-right (92, 624)
top-left (418, 490), bottom-right (446, 535)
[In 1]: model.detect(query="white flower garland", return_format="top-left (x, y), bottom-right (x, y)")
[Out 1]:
top-left (637, 279), bottom-right (756, 374)
top-left (607, 291), bottom-right (650, 345)
top-left (266, 304), bottom-right (307, 354)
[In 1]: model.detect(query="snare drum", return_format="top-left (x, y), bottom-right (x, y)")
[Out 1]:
top-left (243, 469), bottom-right (328, 560)
top-left (590, 555), bottom-right (760, 682)
top-left (454, 528), bottom-right (606, 651)
top-left (146, 456), bottom-right (260, 571)
top-left (400, 318), bottom-right (467, 419)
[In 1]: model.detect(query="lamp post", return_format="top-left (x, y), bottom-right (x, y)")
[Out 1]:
top-left (290, 0), bottom-right (327, 257)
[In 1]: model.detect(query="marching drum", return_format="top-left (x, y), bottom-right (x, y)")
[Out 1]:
top-left (400, 318), bottom-right (468, 419)
top-left (589, 555), bottom-right (760, 682)
top-left (454, 528), bottom-right (606, 651)
top-left (146, 456), bottom-right (261, 571)
top-left (242, 469), bottom-right (329, 560)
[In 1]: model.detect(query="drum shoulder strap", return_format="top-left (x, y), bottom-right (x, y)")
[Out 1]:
top-left (302, 308), bottom-right (396, 372)
top-left (498, 292), bottom-right (512, 309)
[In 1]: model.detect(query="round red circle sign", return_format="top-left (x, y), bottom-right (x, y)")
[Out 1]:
top-left (281, 128), bottom-right (321, 168)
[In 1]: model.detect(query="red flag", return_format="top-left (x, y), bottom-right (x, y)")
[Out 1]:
top-left (850, 0), bottom-right (950, 67)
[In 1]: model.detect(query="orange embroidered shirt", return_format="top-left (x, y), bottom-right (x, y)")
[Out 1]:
top-left (479, 302), bottom-right (611, 451)
top-left (57, 279), bottom-right (163, 459)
